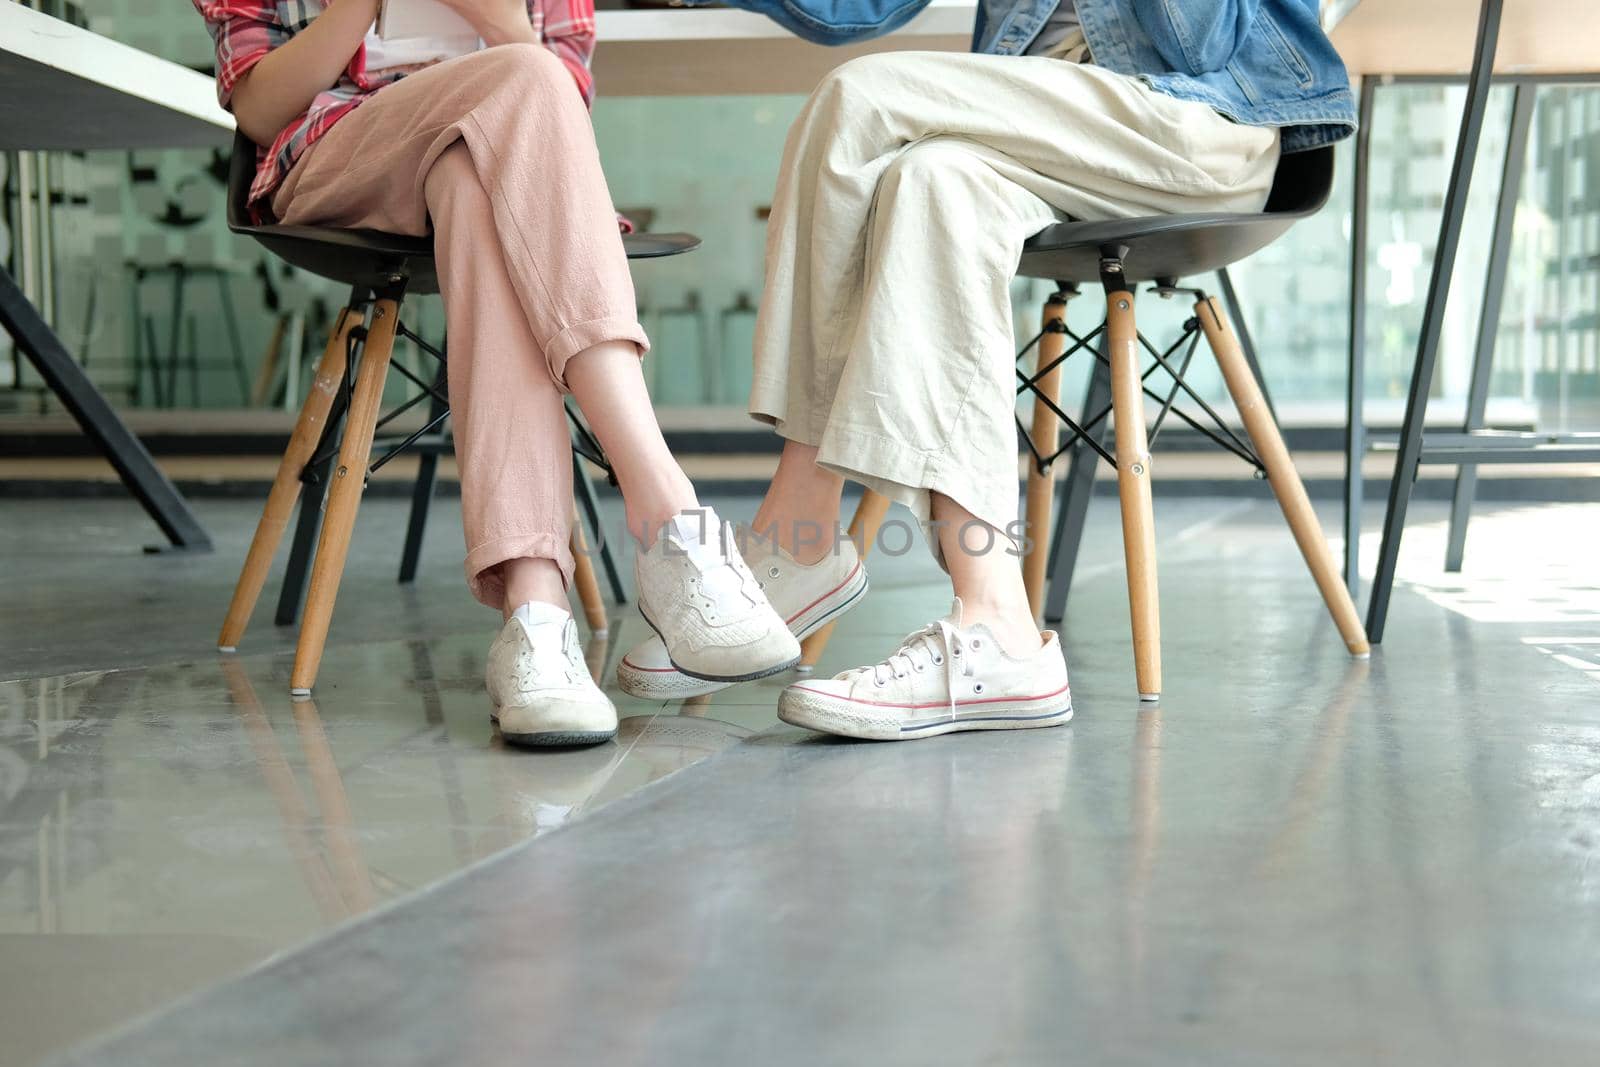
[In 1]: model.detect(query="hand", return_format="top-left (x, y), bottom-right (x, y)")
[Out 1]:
top-left (433, 0), bottom-right (535, 46)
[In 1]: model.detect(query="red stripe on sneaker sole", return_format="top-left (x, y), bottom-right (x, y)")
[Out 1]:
top-left (785, 681), bottom-right (1071, 710)
top-left (784, 561), bottom-right (863, 625)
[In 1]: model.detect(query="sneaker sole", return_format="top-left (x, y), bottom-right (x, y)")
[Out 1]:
top-left (491, 709), bottom-right (616, 748)
top-left (777, 684), bottom-right (1073, 742)
top-left (619, 564), bottom-right (870, 698)
top-left (637, 605), bottom-right (800, 684)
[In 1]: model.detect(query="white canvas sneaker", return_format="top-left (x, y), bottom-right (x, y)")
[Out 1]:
top-left (617, 533), bottom-right (869, 699)
top-left (486, 602), bottom-right (618, 747)
top-left (634, 509), bottom-right (801, 682)
top-left (777, 598), bottom-right (1073, 741)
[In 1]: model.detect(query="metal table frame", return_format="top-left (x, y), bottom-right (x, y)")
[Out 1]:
top-left (1345, 0), bottom-right (1600, 641)
top-left (1, 265), bottom-right (211, 549)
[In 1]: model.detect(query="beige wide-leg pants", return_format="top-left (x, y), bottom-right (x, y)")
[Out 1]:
top-left (749, 52), bottom-right (1281, 545)
top-left (271, 45), bottom-right (646, 609)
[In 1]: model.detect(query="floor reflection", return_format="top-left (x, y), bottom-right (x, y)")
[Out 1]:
top-left (0, 621), bottom-right (749, 1067)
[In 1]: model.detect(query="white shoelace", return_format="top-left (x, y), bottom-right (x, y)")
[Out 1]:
top-left (847, 620), bottom-right (975, 719)
top-left (518, 620), bottom-right (589, 689)
top-left (671, 519), bottom-right (754, 609)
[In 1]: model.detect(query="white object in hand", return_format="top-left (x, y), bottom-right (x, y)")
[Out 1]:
top-left (377, 0), bottom-right (478, 41)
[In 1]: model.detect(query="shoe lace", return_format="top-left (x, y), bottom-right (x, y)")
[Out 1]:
top-left (846, 620), bottom-right (973, 717)
top-left (518, 620), bottom-right (589, 688)
top-left (681, 522), bottom-right (757, 612)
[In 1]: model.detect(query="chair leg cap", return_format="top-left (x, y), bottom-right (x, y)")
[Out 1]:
top-left (290, 687), bottom-right (311, 698)
top-left (217, 645), bottom-right (236, 653)
top-left (1139, 692), bottom-right (1160, 702)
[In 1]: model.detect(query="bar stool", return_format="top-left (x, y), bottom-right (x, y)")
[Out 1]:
top-left (802, 145), bottom-right (1369, 700)
top-left (214, 131), bottom-right (700, 695)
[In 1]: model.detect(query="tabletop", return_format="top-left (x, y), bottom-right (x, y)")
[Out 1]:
top-left (591, 1), bottom-right (975, 96)
top-left (0, 2), bottom-right (233, 152)
top-left (1324, 0), bottom-right (1600, 77)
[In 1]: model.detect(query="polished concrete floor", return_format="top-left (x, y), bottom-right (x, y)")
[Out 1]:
top-left (3, 492), bottom-right (1598, 1065)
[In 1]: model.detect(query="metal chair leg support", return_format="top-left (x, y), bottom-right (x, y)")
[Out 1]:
top-left (1043, 347), bottom-right (1112, 623)
top-left (573, 451), bottom-right (625, 605)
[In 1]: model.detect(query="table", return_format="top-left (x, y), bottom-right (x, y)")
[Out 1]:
top-left (592, 2), bottom-right (973, 96)
top-left (1325, 0), bottom-right (1600, 642)
top-left (1, 2), bottom-right (233, 549)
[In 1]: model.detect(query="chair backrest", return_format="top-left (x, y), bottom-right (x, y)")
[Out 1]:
top-left (1262, 145), bottom-right (1334, 218)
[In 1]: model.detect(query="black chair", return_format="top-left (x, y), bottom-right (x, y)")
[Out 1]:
top-left (799, 146), bottom-right (1368, 701)
top-left (214, 130), bottom-right (701, 695)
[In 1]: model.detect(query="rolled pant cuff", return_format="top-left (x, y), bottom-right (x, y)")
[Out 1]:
top-left (814, 423), bottom-right (1021, 568)
top-left (544, 317), bottom-right (651, 391)
top-left (465, 532), bottom-right (575, 610)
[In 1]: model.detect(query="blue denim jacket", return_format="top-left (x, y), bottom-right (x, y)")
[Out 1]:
top-left (724, 0), bottom-right (1355, 152)
top-left (977, 0), bottom-right (1354, 151)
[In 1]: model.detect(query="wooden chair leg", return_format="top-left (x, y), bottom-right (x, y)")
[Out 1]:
top-left (1195, 297), bottom-right (1371, 657)
top-left (1107, 287), bottom-right (1162, 701)
top-left (219, 304), bottom-right (358, 652)
top-left (799, 488), bottom-right (891, 670)
top-left (290, 297), bottom-right (401, 695)
top-left (1023, 291), bottom-right (1070, 619)
top-left (571, 502), bottom-right (609, 636)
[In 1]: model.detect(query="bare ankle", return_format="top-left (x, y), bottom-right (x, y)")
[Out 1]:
top-left (621, 470), bottom-right (700, 548)
top-left (958, 598), bottom-right (1043, 658)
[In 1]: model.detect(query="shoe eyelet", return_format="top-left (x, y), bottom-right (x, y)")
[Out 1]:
top-left (873, 678), bottom-right (886, 688)
top-left (932, 654), bottom-right (943, 665)
top-left (952, 648), bottom-right (961, 657)
top-left (973, 682), bottom-right (985, 694)
top-left (913, 663), bottom-right (924, 673)
top-left (970, 638), bottom-right (981, 649)
top-left (768, 566), bottom-right (781, 579)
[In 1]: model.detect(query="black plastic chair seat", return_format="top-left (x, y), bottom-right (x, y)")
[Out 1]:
top-left (1018, 145), bottom-right (1333, 285)
top-left (225, 130), bottom-right (699, 294)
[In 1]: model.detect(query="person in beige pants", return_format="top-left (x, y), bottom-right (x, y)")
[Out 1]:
top-left (744, 50), bottom-right (1281, 740)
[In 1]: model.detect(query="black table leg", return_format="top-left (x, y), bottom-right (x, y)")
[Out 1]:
top-left (1344, 77), bottom-right (1375, 599)
top-left (1366, 0), bottom-right (1503, 643)
top-left (1445, 81), bottom-right (1534, 573)
top-left (0, 264), bottom-right (211, 550)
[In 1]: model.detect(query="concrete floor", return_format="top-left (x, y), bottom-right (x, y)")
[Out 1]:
top-left (3, 493), bottom-right (1598, 1065)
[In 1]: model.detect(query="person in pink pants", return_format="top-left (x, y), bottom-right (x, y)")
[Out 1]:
top-left (193, 0), bottom-right (799, 746)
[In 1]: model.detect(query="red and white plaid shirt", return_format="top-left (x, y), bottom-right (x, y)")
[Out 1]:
top-left (192, 0), bottom-right (596, 214)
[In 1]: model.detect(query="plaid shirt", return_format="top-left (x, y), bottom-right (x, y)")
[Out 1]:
top-left (193, 0), bottom-right (596, 214)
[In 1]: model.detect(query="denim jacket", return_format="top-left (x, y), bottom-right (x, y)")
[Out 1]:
top-left (725, 0), bottom-right (1355, 152)
top-left (976, 0), bottom-right (1354, 151)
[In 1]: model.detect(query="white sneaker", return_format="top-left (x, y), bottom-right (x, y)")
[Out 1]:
top-left (617, 533), bottom-right (869, 699)
top-left (634, 509), bottom-right (801, 682)
top-left (777, 598), bottom-right (1073, 741)
top-left (486, 602), bottom-right (618, 747)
